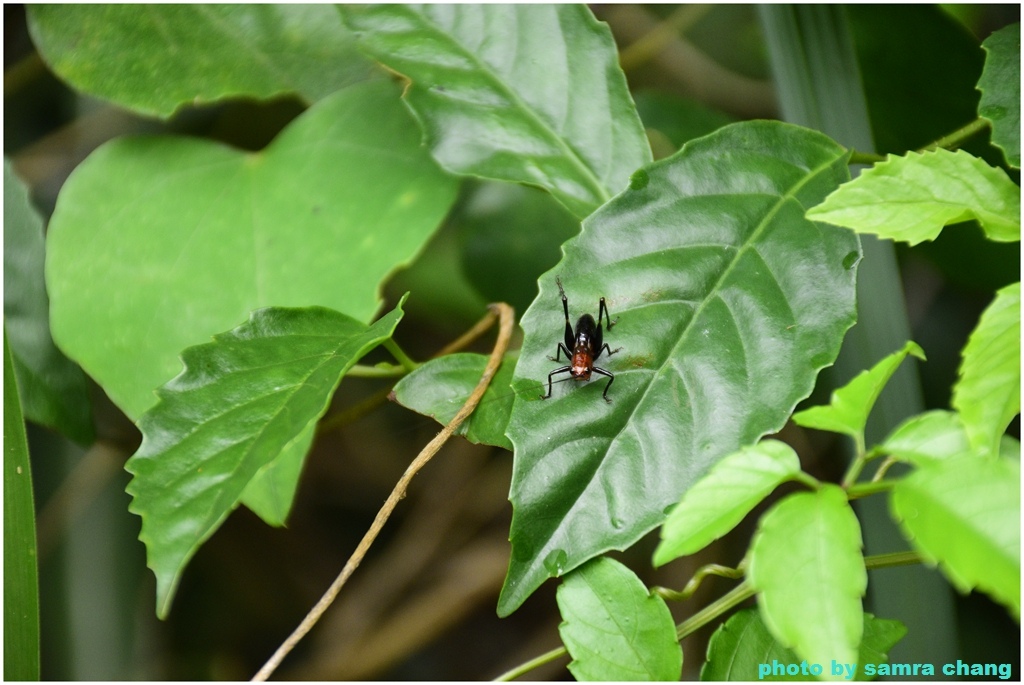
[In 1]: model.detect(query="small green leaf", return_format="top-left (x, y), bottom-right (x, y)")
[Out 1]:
top-left (3, 330), bottom-right (40, 680)
top-left (952, 282), bottom-right (1020, 457)
top-left (891, 455), bottom-right (1020, 618)
top-left (125, 302), bottom-right (405, 618)
top-left (879, 410), bottom-right (971, 465)
top-left (27, 5), bottom-right (376, 118)
top-left (807, 149), bottom-right (1021, 244)
top-left (700, 608), bottom-right (906, 681)
top-left (557, 557), bottom-right (682, 681)
top-left (340, 4), bottom-right (652, 218)
top-left (391, 351), bottom-right (519, 451)
top-left (654, 440), bottom-right (802, 566)
top-left (47, 80), bottom-right (458, 420)
top-left (748, 485), bottom-right (866, 670)
top-left (793, 341), bottom-right (925, 441)
top-left (4, 160), bottom-right (93, 445)
top-left (978, 23), bottom-right (1021, 168)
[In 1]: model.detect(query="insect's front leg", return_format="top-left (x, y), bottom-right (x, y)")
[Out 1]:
top-left (541, 366), bottom-right (572, 399)
top-left (591, 366), bottom-right (615, 403)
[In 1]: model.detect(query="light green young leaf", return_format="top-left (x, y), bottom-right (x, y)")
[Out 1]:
top-left (27, 5), bottom-right (376, 118)
top-left (891, 455), bottom-right (1020, 618)
top-left (340, 4), bottom-right (652, 218)
top-left (806, 149), bottom-right (1021, 244)
top-left (557, 557), bottom-right (682, 681)
top-left (793, 341), bottom-right (925, 442)
top-left (879, 410), bottom-right (971, 466)
top-left (700, 608), bottom-right (906, 681)
top-left (47, 80), bottom-right (457, 421)
top-left (952, 282), bottom-right (1021, 457)
top-left (125, 302), bottom-right (405, 618)
top-left (748, 485), bottom-right (866, 671)
top-left (391, 351), bottom-right (519, 451)
top-left (978, 23), bottom-right (1021, 168)
top-left (654, 440), bottom-right (802, 567)
top-left (4, 160), bottom-right (93, 445)
top-left (4, 331), bottom-right (40, 680)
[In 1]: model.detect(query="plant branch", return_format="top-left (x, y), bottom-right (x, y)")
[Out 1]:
top-left (653, 564), bottom-right (743, 602)
top-left (918, 117), bottom-right (990, 153)
top-left (865, 550), bottom-right (922, 570)
top-left (492, 644), bottom-right (569, 682)
top-left (676, 580), bottom-right (755, 641)
top-left (252, 302), bottom-right (516, 681)
top-left (384, 338), bottom-right (419, 373)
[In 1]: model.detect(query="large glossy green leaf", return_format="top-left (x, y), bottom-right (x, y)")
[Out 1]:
top-left (700, 608), bottom-right (906, 681)
top-left (792, 341), bottom-right (925, 442)
top-left (952, 282), bottom-right (1020, 457)
top-left (4, 159), bottom-right (92, 444)
top-left (748, 486), bottom-right (866, 671)
top-left (391, 351), bottom-right (519, 451)
top-left (47, 80), bottom-right (458, 421)
top-left (498, 121), bottom-right (859, 616)
top-left (125, 302), bottom-right (405, 618)
top-left (653, 440), bottom-right (801, 566)
top-left (807, 149), bottom-right (1021, 245)
top-left (879, 410), bottom-right (971, 466)
top-left (891, 455), bottom-right (1020, 618)
top-left (339, 4), bottom-right (652, 218)
top-left (3, 331), bottom-right (40, 680)
top-left (556, 557), bottom-right (682, 681)
top-left (978, 23), bottom-right (1021, 168)
top-left (27, 5), bottom-right (376, 118)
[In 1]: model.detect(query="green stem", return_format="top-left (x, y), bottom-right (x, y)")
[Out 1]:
top-left (676, 580), bottom-right (755, 641)
top-left (346, 363), bottom-right (408, 378)
top-left (383, 338), bottom-right (419, 373)
top-left (793, 470), bottom-right (823, 491)
top-left (865, 550), bottom-right (922, 570)
top-left (847, 479), bottom-right (896, 499)
top-left (848, 149), bottom-right (886, 165)
top-left (840, 433), bottom-right (868, 488)
top-left (492, 645), bottom-right (568, 682)
top-left (918, 117), bottom-right (990, 153)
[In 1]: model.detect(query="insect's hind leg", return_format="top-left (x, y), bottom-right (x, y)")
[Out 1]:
top-left (598, 297), bottom-right (618, 330)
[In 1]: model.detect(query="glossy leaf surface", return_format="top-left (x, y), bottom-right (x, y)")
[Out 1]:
top-left (792, 341), bottom-right (925, 441)
top-left (27, 5), bottom-right (376, 118)
top-left (700, 608), bottom-right (906, 681)
top-left (391, 351), bottom-right (519, 450)
top-left (654, 440), bottom-right (801, 566)
top-left (125, 303), bottom-right (405, 617)
top-left (748, 486), bottom-right (866, 671)
top-left (3, 160), bottom-right (92, 444)
top-left (47, 81), bottom-right (458, 420)
top-left (340, 4), bottom-right (652, 218)
top-left (978, 23), bottom-right (1021, 168)
top-left (891, 455), bottom-right (1020, 618)
top-left (807, 149), bottom-right (1021, 245)
top-left (3, 331), bottom-right (40, 680)
top-left (556, 557), bottom-right (682, 681)
top-left (952, 282), bottom-right (1020, 457)
top-left (879, 410), bottom-right (971, 465)
top-left (499, 121), bottom-right (858, 615)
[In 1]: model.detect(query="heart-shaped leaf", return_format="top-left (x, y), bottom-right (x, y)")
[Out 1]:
top-left (4, 160), bottom-right (92, 444)
top-left (498, 121), bottom-right (859, 616)
top-left (978, 22), bottom-right (1021, 169)
top-left (340, 4), bottom-right (652, 218)
top-left (126, 301), bottom-right (405, 618)
top-left (891, 455), bottom-right (1020, 619)
top-left (748, 485), bottom-right (866, 671)
top-left (700, 608), bottom-right (906, 681)
top-left (806, 149), bottom-right (1021, 245)
top-left (47, 80), bottom-right (458, 421)
top-left (27, 5), bottom-right (377, 118)
top-left (654, 440), bottom-right (802, 567)
top-left (557, 556), bottom-right (682, 681)
top-left (952, 282), bottom-right (1020, 457)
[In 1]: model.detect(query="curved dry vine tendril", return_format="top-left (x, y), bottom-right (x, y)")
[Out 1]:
top-left (252, 302), bottom-right (515, 682)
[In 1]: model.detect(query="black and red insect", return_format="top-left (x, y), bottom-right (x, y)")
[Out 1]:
top-left (541, 277), bottom-right (622, 402)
